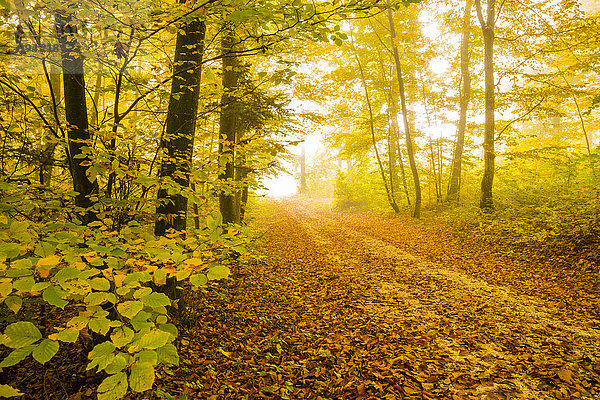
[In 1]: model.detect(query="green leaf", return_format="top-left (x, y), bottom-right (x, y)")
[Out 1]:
top-left (140, 292), bottom-right (170, 308)
top-left (53, 267), bottom-right (80, 282)
top-left (5, 269), bottom-right (32, 278)
top-left (34, 241), bottom-right (55, 258)
top-left (89, 278), bottom-right (111, 291)
top-left (97, 372), bottom-right (128, 400)
top-left (153, 269), bottom-right (167, 285)
top-left (105, 353), bottom-right (128, 374)
top-left (117, 301), bottom-right (144, 319)
top-left (13, 277), bottom-right (35, 292)
top-left (56, 328), bottom-right (79, 343)
top-left (110, 326), bottom-right (134, 348)
top-left (189, 273), bottom-right (207, 287)
top-left (133, 330), bottom-right (170, 351)
top-left (0, 345), bottom-right (35, 368)
top-left (130, 310), bottom-right (153, 331)
top-left (89, 317), bottom-right (112, 336)
top-left (158, 323), bottom-right (178, 341)
top-left (0, 243), bottom-right (20, 259)
top-left (156, 343), bottom-right (179, 366)
top-left (0, 281), bottom-right (12, 298)
top-left (5, 322), bottom-right (41, 348)
top-left (31, 282), bottom-right (50, 292)
top-left (136, 349), bottom-right (157, 365)
top-left (32, 339), bottom-right (59, 364)
top-left (67, 315), bottom-right (90, 330)
top-left (133, 287), bottom-right (152, 299)
top-left (123, 272), bottom-right (152, 286)
top-left (5, 296), bottom-right (22, 314)
top-left (207, 265), bottom-right (230, 280)
top-left (129, 362), bottom-right (155, 392)
top-left (0, 384), bottom-right (23, 397)
top-left (85, 292), bottom-right (110, 306)
top-left (42, 286), bottom-right (68, 308)
top-left (12, 259), bottom-right (32, 269)
top-left (88, 341), bottom-right (116, 371)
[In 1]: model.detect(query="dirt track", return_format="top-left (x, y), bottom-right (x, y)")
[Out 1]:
top-left (248, 199), bottom-right (600, 399)
top-left (162, 199), bottom-right (600, 399)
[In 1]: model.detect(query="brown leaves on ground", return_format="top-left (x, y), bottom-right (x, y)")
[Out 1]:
top-left (3, 199), bottom-right (599, 399)
top-left (159, 199), bottom-right (600, 399)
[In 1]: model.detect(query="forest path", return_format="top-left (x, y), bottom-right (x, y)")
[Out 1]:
top-left (173, 199), bottom-right (600, 400)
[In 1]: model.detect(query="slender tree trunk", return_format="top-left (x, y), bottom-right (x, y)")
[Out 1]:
top-left (386, 1), bottom-right (421, 218)
top-left (428, 139), bottom-right (441, 203)
top-left (448, 0), bottom-right (473, 202)
top-left (40, 66), bottom-right (61, 186)
top-left (396, 138), bottom-right (411, 206)
top-left (218, 27), bottom-right (240, 225)
top-left (351, 34), bottom-right (399, 214)
top-left (56, 9), bottom-right (98, 225)
top-left (299, 145), bottom-right (307, 193)
top-left (475, 0), bottom-right (495, 210)
top-left (387, 126), bottom-right (397, 201)
top-left (155, 16), bottom-right (206, 235)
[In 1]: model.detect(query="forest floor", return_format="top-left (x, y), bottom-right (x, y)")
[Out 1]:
top-left (5, 198), bottom-right (600, 399)
top-left (159, 198), bottom-right (600, 400)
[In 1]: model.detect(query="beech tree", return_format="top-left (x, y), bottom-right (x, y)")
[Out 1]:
top-left (56, 8), bottom-right (98, 225)
top-left (386, 0), bottom-right (422, 218)
top-left (155, 9), bottom-right (207, 235)
top-left (447, 0), bottom-right (473, 202)
top-left (475, 0), bottom-right (496, 210)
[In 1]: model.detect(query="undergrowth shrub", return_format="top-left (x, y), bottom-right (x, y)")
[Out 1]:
top-left (0, 180), bottom-right (249, 399)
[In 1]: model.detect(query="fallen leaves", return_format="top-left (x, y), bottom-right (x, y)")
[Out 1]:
top-left (3, 199), bottom-right (599, 399)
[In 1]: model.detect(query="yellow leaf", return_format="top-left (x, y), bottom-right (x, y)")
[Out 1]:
top-left (183, 258), bottom-right (204, 266)
top-left (219, 348), bottom-right (231, 357)
top-left (37, 255), bottom-right (61, 267)
top-left (72, 261), bottom-right (87, 270)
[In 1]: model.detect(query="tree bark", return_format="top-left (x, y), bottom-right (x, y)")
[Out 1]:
top-left (386, 1), bottom-right (421, 218)
top-left (40, 65), bottom-right (61, 187)
top-left (155, 16), bottom-right (206, 235)
top-left (55, 9), bottom-right (98, 225)
top-left (475, 0), bottom-right (495, 211)
top-left (218, 27), bottom-right (240, 225)
top-left (447, 0), bottom-right (473, 202)
top-left (351, 34), bottom-right (399, 214)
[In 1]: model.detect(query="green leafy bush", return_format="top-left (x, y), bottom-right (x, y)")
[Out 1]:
top-left (0, 182), bottom-right (247, 399)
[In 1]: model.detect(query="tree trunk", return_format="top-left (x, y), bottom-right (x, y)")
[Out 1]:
top-left (56, 10), bottom-right (98, 225)
top-left (299, 145), bottom-right (307, 193)
top-left (40, 66), bottom-right (61, 187)
top-left (155, 16), bottom-right (206, 235)
top-left (218, 27), bottom-right (240, 225)
top-left (475, 0), bottom-right (495, 210)
top-left (447, 0), bottom-right (473, 202)
top-left (234, 164), bottom-right (251, 223)
top-left (386, 1), bottom-right (421, 218)
top-left (351, 34), bottom-right (399, 214)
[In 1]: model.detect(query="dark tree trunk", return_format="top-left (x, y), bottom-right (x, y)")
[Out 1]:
top-left (447, 0), bottom-right (473, 202)
top-left (475, 0), bottom-right (495, 211)
top-left (218, 28), bottom-right (240, 225)
top-left (387, 1), bottom-right (421, 218)
top-left (234, 164), bottom-right (251, 223)
top-left (155, 18), bottom-right (206, 236)
top-left (55, 10), bottom-right (98, 225)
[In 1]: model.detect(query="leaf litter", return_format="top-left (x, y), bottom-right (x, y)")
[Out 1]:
top-left (160, 199), bottom-right (600, 399)
top-left (3, 199), bottom-right (599, 399)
